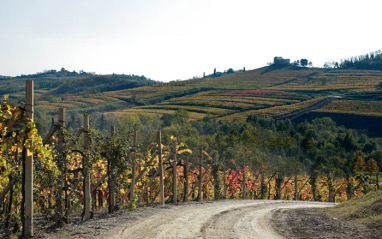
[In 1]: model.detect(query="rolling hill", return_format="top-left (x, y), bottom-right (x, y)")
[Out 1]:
top-left (102, 65), bottom-right (382, 123)
top-left (3, 65), bottom-right (382, 135)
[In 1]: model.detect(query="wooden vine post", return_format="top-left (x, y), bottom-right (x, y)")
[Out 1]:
top-left (57, 108), bottom-right (65, 217)
top-left (294, 170), bottom-right (299, 200)
top-left (130, 126), bottom-right (137, 200)
top-left (275, 166), bottom-right (282, 200)
top-left (173, 138), bottom-right (177, 203)
top-left (328, 174), bottom-right (333, 202)
top-left (198, 146), bottom-right (203, 201)
top-left (213, 155), bottom-right (218, 200)
top-left (109, 126), bottom-right (116, 212)
top-left (223, 158), bottom-right (226, 199)
top-left (158, 131), bottom-right (165, 205)
top-left (83, 114), bottom-right (91, 220)
top-left (23, 80), bottom-right (34, 237)
top-left (242, 157), bottom-right (246, 200)
top-left (184, 153), bottom-right (189, 202)
top-left (260, 164), bottom-right (266, 199)
top-left (376, 173), bottom-right (379, 191)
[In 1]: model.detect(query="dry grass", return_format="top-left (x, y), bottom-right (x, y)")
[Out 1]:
top-left (325, 190), bottom-right (382, 228)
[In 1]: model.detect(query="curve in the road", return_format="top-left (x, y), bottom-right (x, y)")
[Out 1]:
top-left (108, 200), bottom-right (336, 239)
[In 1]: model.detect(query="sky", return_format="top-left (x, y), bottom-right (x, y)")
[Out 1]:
top-left (0, 0), bottom-right (381, 82)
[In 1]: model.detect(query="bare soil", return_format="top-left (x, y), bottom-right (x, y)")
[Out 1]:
top-left (272, 207), bottom-right (382, 239)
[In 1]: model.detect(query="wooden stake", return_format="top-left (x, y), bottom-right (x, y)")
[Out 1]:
top-left (57, 108), bottom-right (65, 217)
top-left (121, 152), bottom-right (158, 203)
top-left (109, 126), bottom-right (115, 212)
top-left (223, 158), bottom-right (226, 199)
top-left (294, 171), bottom-right (298, 200)
top-left (243, 157), bottom-right (246, 200)
top-left (137, 169), bottom-right (159, 203)
top-left (158, 131), bottom-right (165, 205)
top-left (184, 153), bottom-right (189, 202)
top-left (198, 146), bottom-right (203, 201)
top-left (23, 80), bottom-right (34, 237)
top-left (173, 139), bottom-right (177, 203)
top-left (213, 155), bottom-right (218, 200)
top-left (42, 126), bottom-right (58, 145)
top-left (130, 126), bottom-right (137, 200)
top-left (260, 165), bottom-right (265, 199)
top-left (83, 114), bottom-right (91, 220)
top-left (376, 173), bottom-right (379, 191)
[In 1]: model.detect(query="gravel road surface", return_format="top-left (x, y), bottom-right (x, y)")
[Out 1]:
top-left (107, 200), bottom-right (335, 239)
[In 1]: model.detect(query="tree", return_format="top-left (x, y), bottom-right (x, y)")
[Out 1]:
top-left (97, 114), bottom-right (106, 131)
top-left (353, 152), bottom-right (365, 173)
top-left (173, 109), bottom-right (190, 125)
top-left (365, 158), bottom-right (379, 177)
top-left (226, 68), bottom-right (234, 74)
top-left (273, 57), bottom-right (284, 64)
top-left (300, 59), bottom-right (308, 67)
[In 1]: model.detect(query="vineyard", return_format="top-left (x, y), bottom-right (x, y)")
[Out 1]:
top-left (314, 99), bottom-right (382, 117)
top-left (1, 81), bottom-right (381, 238)
top-left (266, 69), bottom-right (382, 92)
top-left (110, 89), bottom-right (313, 120)
top-left (100, 67), bottom-right (382, 124)
top-left (3, 66), bottom-right (382, 134)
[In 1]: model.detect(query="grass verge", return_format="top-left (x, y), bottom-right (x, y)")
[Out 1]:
top-left (324, 190), bottom-right (382, 228)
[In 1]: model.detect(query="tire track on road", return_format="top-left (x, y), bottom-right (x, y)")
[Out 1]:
top-left (108, 200), bottom-right (336, 239)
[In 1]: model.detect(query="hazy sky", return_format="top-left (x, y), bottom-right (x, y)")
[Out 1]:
top-left (0, 0), bottom-right (381, 82)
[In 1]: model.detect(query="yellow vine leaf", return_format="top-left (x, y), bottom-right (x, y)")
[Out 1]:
top-left (27, 149), bottom-right (33, 157)
top-left (177, 149), bottom-right (192, 154)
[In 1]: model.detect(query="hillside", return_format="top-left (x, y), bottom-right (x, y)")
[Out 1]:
top-left (1, 69), bottom-right (156, 116)
top-left (3, 65), bottom-right (382, 135)
top-left (103, 65), bottom-right (382, 123)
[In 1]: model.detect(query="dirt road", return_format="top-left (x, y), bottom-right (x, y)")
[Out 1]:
top-left (107, 200), bottom-right (335, 239)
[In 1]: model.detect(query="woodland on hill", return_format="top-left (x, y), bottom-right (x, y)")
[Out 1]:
top-left (325, 50), bottom-right (382, 70)
top-left (0, 68), bottom-right (156, 96)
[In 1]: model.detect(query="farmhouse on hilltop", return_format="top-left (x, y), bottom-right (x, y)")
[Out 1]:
top-left (273, 57), bottom-right (290, 65)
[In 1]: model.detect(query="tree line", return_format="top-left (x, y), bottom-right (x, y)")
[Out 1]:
top-left (92, 110), bottom-right (381, 180)
top-left (324, 50), bottom-right (382, 70)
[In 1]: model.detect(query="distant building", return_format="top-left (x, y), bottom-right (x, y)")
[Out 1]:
top-left (273, 57), bottom-right (290, 65)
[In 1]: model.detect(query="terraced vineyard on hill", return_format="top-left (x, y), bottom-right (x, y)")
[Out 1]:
top-left (3, 65), bottom-right (382, 127)
top-left (101, 66), bottom-right (382, 123)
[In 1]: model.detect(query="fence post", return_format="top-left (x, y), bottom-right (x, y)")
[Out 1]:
top-left (158, 131), bottom-right (165, 205)
top-left (83, 114), bottom-right (91, 220)
top-left (173, 139), bottom-right (177, 203)
top-left (130, 126), bottom-right (137, 201)
top-left (109, 126), bottom-right (116, 212)
top-left (23, 80), bottom-right (34, 237)
top-left (184, 153), bottom-right (189, 202)
top-left (57, 108), bottom-right (65, 217)
top-left (198, 146), bottom-right (203, 201)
